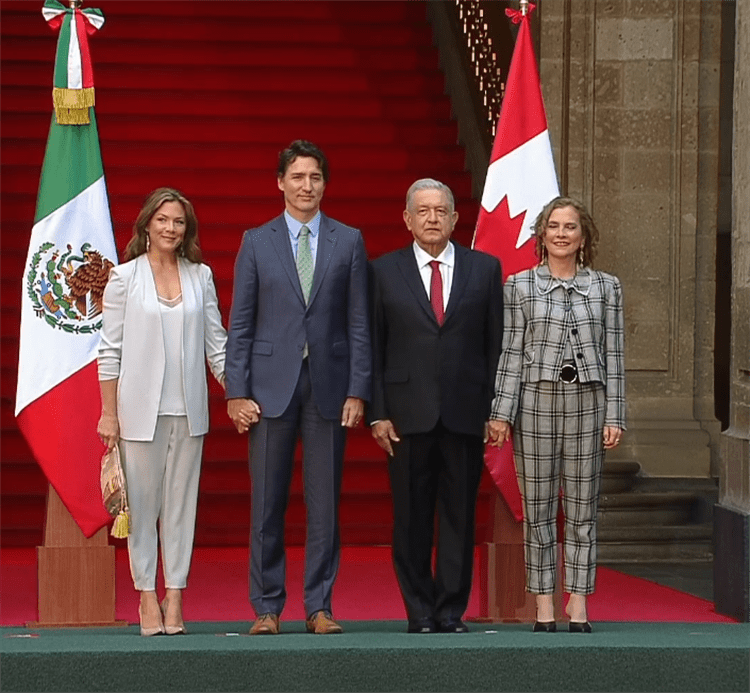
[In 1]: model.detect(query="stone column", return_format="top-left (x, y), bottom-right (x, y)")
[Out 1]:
top-left (714, 0), bottom-right (750, 623)
top-left (538, 0), bottom-right (722, 478)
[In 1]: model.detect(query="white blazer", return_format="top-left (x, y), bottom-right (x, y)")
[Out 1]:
top-left (98, 254), bottom-right (227, 441)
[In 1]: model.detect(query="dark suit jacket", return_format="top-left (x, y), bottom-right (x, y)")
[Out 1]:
top-left (225, 212), bottom-right (371, 420)
top-left (367, 242), bottom-right (503, 438)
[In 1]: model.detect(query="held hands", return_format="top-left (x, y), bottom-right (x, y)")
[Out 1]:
top-left (97, 413), bottom-right (120, 449)
top-left (371, 420), bottom-right (400, 457)
top-left (227, 398), bottom-right (261, 434)
top-left (486, 419), bottom-right (512, 448)
top-left (603, 426), bottom-right (623, 449)
top-left (341, 397), bottom-right (364, 428)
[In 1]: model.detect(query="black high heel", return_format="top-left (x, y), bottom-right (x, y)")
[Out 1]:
top-left (532, 620), bottom-right (557, 633)
top-left (568, 621), bottom-right (592, 633)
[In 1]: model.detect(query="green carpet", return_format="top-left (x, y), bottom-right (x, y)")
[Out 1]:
top-left (2, 621), bottom-right (748, 692)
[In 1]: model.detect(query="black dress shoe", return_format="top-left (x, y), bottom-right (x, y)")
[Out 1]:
top-left (532, 620), bottom-right (557, 633)
top-left (569, 621), bottom-right (592, 633)
top-left (438, 618), bottom-right (469, 633)
top-left (407, 618), bottom-right (436, 633)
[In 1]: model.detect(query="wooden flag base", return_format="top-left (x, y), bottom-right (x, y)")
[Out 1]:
top-left (470, 494), bottom-right (563, 623)
top-left (27, 485), bottom-right (127, 628)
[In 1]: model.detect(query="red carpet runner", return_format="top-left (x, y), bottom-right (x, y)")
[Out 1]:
top-left (0, 547), bottom-right (734, 626)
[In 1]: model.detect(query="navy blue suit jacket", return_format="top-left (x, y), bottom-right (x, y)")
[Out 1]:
top-left (225, 212), bottom-right (371, 420)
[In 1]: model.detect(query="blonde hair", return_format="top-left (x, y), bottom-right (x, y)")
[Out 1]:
top-left (533, 196), bottom-right (599, 267)
top-left (124, 187), bottom-right (202, 263)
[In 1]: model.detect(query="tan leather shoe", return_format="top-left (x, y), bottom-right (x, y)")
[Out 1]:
top-left (249, 613), bottom-right (280, 635)
top-left (306, 610), bottom-right (343, 634)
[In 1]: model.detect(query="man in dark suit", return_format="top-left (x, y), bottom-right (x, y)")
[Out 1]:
top-left (225, 140), bottom-right (371, 635)
top-left (368, 178), bottom-right (503, 633)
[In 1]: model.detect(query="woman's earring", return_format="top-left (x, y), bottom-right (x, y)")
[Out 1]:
top-left (578, 244), bottom-right (584, 266)
top-left (146, 234), bottom-right (151, 251)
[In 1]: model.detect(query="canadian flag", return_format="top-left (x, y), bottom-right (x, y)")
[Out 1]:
top-left (473, 4), bottom-right (559, 521)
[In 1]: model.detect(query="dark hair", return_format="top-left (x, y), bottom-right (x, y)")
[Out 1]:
top-left (124, 187), bottom-right (202, 263)
top-left (277, 140), bottom-right (329, 183)
top-left (533, 196), bottom-right (599, 268)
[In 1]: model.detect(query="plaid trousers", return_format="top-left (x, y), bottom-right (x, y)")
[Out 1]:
top-left (513, 380), bottom-right (606, 595)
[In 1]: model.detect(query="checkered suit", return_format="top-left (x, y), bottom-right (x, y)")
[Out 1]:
top-left (491, 265), bottom-right (626, 595)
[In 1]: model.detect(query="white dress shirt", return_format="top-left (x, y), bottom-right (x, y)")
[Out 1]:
top-left (412, 240), bottom-right (455, 309)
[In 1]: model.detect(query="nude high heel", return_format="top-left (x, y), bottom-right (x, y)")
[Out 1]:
top-left (139, 603), bottom-right (165, 637)
top-left (161, 595), bottom-right (187, 635)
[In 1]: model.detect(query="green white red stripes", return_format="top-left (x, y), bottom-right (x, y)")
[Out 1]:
top-left (43, 0), bottom-right (104, 89)
top-left (42, 0), bottom-right (104, 124)
top-left (15, 4), bottom-right (115, 537)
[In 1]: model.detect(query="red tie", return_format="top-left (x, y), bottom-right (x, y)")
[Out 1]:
top-left (429, 260), bottom-right (444, 326)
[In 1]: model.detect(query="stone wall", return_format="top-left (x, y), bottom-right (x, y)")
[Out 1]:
top-left (538, 0), bottom-right (723, 477)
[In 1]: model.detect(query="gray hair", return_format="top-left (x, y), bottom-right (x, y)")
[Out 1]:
top-left (405, 178), bottom-right (455, 214)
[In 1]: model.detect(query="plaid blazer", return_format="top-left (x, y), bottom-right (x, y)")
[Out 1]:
top-left (491, 264), bottom-right (626, 429)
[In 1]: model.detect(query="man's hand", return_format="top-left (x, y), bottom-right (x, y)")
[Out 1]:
top-left (227, 398), bottom-right (261, 433)
top-left (371, 420), bottom-right (400, 457)
top-left (486, 419), bottom-right (512, 448)
top-left (341, 397), bottom-right (364, 428)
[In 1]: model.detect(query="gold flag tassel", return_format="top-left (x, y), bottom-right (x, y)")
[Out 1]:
top-left (53, 86), bottom-right (95, 125)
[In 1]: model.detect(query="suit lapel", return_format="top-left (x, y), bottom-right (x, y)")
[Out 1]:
top-left (269, 214), bottom-right (306, 305)
top-left (307, 212), bottom-right (337, 308)
top-left (395, 246), bottom-right (437, 325)
top-left (443, 242), bottom-right (469, 325)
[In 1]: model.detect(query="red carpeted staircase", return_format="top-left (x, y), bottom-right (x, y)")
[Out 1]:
top-left (1, 0), bottom-right (493, 548)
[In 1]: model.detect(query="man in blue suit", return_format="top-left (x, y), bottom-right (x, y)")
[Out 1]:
top-left (225, 140), bottom-right (371, 635)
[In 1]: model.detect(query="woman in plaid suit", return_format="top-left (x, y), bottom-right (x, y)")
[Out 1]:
top-left (488, 196), bottom-right (625, 633)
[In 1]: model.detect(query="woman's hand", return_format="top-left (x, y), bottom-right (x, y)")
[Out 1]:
top-left (603, 426), bottom-right (623, 449)
top-left (97, 413), bottom-right (120, 449)
top-left (487, 419), bottom-right (512, 448)
top-left (227, 398), bottom-right (261, 433)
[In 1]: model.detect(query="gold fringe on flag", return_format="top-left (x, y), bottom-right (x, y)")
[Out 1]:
top-left (52, 86), bottom-right (95, 125)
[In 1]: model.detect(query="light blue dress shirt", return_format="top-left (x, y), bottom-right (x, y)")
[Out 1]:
top-left (285, 210), bottom-right (321, 265)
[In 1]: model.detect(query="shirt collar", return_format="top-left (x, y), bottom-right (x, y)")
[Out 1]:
top-left (412, 240), bottom-right (455, 270)
top-left (285, 210), bottom-right (321, 239)
top-left (534, 264), bottom-right (592, 296)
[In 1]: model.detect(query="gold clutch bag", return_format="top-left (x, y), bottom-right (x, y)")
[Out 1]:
top-left (100, 444), bottom-right (130, 538)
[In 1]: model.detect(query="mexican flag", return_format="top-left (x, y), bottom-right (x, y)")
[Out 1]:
top-left (473, 3), bottom-right (560, 521)
top-left (15, 0), bottom-right (116, 537)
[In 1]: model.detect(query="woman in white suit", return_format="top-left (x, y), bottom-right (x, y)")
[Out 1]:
top-left (97, 188), bottom-right (227, 636)
top-left (488, 196), bottom-right (625, 634)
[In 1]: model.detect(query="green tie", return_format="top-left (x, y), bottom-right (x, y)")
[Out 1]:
top-left (297, 225), bottom-right (313, 304)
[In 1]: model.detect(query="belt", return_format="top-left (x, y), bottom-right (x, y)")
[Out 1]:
top-left (560, 364), bottom-right (579, 383)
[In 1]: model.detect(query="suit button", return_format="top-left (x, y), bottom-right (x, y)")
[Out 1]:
top-left (571, 329), bottom-right (579, 336)
top-left (576, 353), bottom-right (584, 360)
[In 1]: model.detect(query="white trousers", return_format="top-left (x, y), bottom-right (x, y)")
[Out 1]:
top-left (120, 416), bottom-right (204, 591)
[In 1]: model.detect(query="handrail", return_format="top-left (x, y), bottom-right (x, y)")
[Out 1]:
top-left (427, 1), bottom-right (514, 198)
